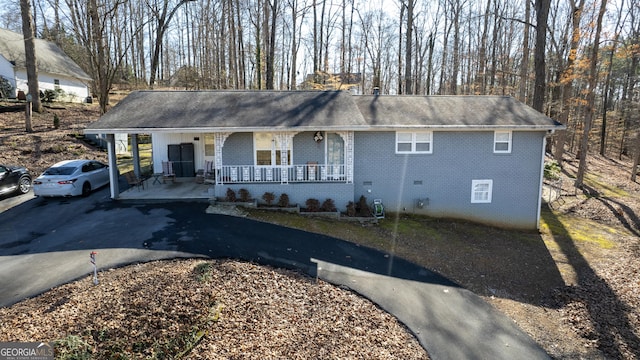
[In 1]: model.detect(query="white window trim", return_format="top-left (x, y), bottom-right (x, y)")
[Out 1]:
top-left (471, 179), bottom-right (493, 203)
top-left (494, 131), bottom-right (512, 153)
top-left (395, 131), bottom-right (433, 154)
top-left (253, 132), bottom-right (292, 166)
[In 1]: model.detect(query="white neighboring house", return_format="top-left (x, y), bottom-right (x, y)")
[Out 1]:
top-left (0, 28), bottom-right (91, 103)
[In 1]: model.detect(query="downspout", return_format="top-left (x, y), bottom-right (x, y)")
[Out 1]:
top-left (106, 134), bottom-right (119, 199)
top-left (536, 131), bottom-right (552, 229)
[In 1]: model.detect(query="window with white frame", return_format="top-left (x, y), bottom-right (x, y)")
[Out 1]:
top-left (471, 179), bottom-right (493, 203)
top-left (494, 131), bottom-right (512, 153)
top-left (204, 134), bottom-right (215, 156)
top-left (255, 133), bottom-right (291, 166)
top-left (396, 131), bottom-right (433, 154)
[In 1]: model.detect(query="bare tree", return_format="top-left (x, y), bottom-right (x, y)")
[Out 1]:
top-left (575, 0), bottom-right (608, 188)
top-left (553, 0), bottom-right (584, 165)
top-left (518, 0), bottom-right (530, 102)
top-left (404, 0), bottom-right (415, 94)
top-left (20, 0), bottom-right (41, 126)
top-left (148, 0), bottom-right (195, 88)
top-left (532, 0), bottom-right (550, 111)
top-left (265, 0), bottom-right (278, 89)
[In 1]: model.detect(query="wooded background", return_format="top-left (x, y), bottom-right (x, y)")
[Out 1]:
top-left (2, 0), bottom-right (639, 181)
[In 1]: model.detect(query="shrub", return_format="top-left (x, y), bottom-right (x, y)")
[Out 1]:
top-left (356, 195), bottom-right (371, 216)
top-left (225, 188), bottom-right (236, 202)
top-left (321, 198), bottom-right (336, 212)
top-left (238, 188), bottom-right (251, 202)
top-left (0, 76), bottom-right (14, 99)
top-left (346, 201), bottom-right (356, 217)
top-left (277, 193), bottom-right (290, 208)
top-left (544, 160), bottom-right (561, 180)
top-left (41, 88), bottom-right (64, 102)
top-left (262, 192), bottom-right (275, 205)
top-left (305, 198), bottom-right (321, 212)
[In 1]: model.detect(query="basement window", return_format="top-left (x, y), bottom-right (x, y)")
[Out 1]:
top-left (471, 179), bottom-right (493, 203)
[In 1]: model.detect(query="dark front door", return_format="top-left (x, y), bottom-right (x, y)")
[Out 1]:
top-left (168, 143), bottom-right (195, 177)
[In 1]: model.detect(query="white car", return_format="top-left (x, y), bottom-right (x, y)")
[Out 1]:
top-left (33, 160), bottom-right (111, 197)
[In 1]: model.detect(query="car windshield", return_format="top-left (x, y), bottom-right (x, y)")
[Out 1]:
top-left (43, 166), bottom-right (76, 176)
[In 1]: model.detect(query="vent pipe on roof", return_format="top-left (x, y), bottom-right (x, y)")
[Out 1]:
top-left (373, 87), bottom-right (380, 96)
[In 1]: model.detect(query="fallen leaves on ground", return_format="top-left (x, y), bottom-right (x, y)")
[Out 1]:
top-left (0, 259), bottom-right (428, 359)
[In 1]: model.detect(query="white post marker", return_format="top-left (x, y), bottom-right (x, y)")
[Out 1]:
top-left (90, 251), bottom-right (98, 285)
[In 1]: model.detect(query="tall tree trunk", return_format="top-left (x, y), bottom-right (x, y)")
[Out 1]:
top-left (20, 0), bottom-right (41, 124)
top-left (426, 32), bottom-right (434, 95)
top-left (532, 0), bottom-right (550, 111)
top-left (88, 0), bottom-right (109, 114)
top-left (289, 0), bottom-right (298, 90)
top-left (518, 0), bottom-right (530, 102)
top-left (632, 133), bottom-right (640, 182)
top-left (476, 0), bottom-right (490, 94)
top-left (404, 0), bottom-right (414, 94)
top-left (599, 3), bottom-right (624, 156)
top-left (554, 0), bottom-right (584, 166)
top-left (266, 0), bottom-right (277, 89)
top-left (575, 0), bottom-right (608, 188)
top-left (397, 3), bottom-right (404, 94)
top-left (450, 0), bottom-right (460, 95)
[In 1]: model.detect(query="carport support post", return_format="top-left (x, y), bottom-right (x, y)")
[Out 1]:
top-left (106, 134), bottom-right (120, 199)
top-left (131, 134), bottom-right (141, 178)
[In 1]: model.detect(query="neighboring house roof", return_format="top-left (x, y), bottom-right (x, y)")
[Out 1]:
top-left (84, 90), bottom-right (563, 134)
top-left (0, 28), bottom-right (91, 81)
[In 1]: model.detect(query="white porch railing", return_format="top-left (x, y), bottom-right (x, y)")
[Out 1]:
top-left (216, 164), bottom-right (346, 183)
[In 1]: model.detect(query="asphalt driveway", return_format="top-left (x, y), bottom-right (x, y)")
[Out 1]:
top-left (0, 188), bottom-right (550, 359)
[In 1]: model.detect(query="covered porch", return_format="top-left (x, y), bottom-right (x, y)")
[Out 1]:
top-left (116, 172), bottom-right (355, 210)
top-left (118, 176), bottom-right (212, 201)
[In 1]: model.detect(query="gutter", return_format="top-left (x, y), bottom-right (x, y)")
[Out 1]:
top-left (83, 124), bottom-right (565, 135)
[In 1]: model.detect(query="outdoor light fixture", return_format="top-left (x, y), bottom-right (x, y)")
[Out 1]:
top-left (314, 131), bottom-right (323, 142)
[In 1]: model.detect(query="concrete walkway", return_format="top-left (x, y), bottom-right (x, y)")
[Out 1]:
top-left (0, 196), bottom-right (549, 360)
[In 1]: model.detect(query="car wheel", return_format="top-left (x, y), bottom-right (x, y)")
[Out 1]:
top-left (17, 175), bottom-right (31, 194)
top-left (81, 182), bottom-right (91, 197)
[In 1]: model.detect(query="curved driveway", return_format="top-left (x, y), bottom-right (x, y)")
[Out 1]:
top-left (0, 187), bottom-right (549, 360)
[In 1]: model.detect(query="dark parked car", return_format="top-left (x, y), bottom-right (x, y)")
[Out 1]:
top-left (0, 164), bottom-right (32, 196)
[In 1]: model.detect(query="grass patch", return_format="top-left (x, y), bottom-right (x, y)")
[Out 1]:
top-left (117, 143), bottom-right (153, 175)
top-left (584, 173), bottom-right (629, 198)
top-left (540, 208), bottom-right (616, 249)
top-left (53, 335), bottom-right (92, 360)
top-left (193, 261), bottom-right (214, 283)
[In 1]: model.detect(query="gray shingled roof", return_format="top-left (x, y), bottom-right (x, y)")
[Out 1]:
top-left (85, 90), bottom-right (368, 132)
top-left (0, 28), bottom-right (91, 81)
top-left (354, 95), bottom-right (560, 129)
top-left (84, 91), bottom-right (563, 133)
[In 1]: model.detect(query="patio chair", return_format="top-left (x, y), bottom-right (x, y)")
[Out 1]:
top-left (162, 161), bottom-right (176, 183)
top-left (204, 160), bottom-right (215, 183)
top-left (124, 171), bottom-right (144, 191)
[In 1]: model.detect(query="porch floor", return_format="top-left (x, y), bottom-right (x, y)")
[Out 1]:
top-left (118, 177), bottom-right (213, 201)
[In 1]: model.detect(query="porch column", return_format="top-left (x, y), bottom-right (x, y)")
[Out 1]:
top-left (337, 131), bottom-right (354, 184)
top-left (106, 134), bottom-right (119, 199)
top-left (214, 132), bottom-right (231, 185)
top-left (131, 134), bottom-right (141, 177)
